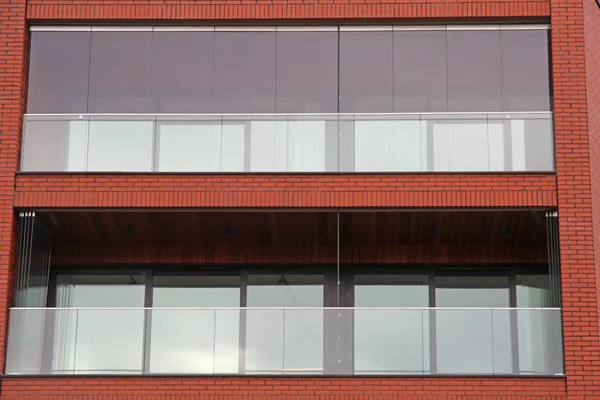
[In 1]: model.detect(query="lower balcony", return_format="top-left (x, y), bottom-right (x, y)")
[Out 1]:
top-left (7, 306), bottom-right (562, 376)
top-left (7, 209), bottom-right (564, 377)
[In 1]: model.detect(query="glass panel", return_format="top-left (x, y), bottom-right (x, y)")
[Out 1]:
top-left (354, 275), bottom-right (429, 374)
top-left (152, 31), bottom-right (214, 113)
top-left (150, 275), bottom-right (241, 374)
top-left (246, 274), bottom-right (323, 374)
top-left (88, 31), bottom-right (153, 114)
top-left (447, 31), bottom-right (502, 112)
top-left (394, 31), bottom-right (448, 113)
top-left (432, 117), bottom-right (491, 172)
top-left (87, 117), bottom-right (154, 172)
top-left (339, 31), bottom-right (393, 113)
top-left (21, 116), bottom-right (88, 172)
top-left (517, 275), bottom-right (553, 375)
top-left (435, 276), bottom-right (511, 374)
top-left (353, 116), bottom-right (426, 172)
top-left (501, 30), bottom-right (551, 112)
top-left (52, 274), bottom-right (145, 374)
top-left (275, 31), bottom-right (338, 113)
top-left (213, 32), bottom-right (276, 113)
top-left (27, 31), bottom-right (91, 114)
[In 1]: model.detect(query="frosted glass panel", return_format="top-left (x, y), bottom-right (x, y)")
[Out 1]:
top-left (287, 121), bottom-right (326, 172)
top-left (158, 124), bottom-right (221, 172)
top-left (87, 121), bottom-right (153, 172)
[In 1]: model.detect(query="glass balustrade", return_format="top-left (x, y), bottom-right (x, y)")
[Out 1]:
top-left (5, 307), bottom-right (563, 376)
top-left (20, 113), bottom-right (554, 173)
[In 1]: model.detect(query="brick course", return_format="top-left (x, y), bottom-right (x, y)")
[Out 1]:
top-left (15, 174), bottom-right (558, 209)
top-left (0, 376), bottom-right (567, 398)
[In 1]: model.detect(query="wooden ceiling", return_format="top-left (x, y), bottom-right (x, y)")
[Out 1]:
top-left (42, 210), bottom-right (547, 247)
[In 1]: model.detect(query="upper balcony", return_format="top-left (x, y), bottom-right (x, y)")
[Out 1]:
top-left (21, 25), bottom-right (554, 174)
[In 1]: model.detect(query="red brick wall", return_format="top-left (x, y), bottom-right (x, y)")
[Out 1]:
top-left (0, 0), bottom-right (28, 383)
top-left (15, 174), bottom-right (558, 209)
top-left (552, 0), bottom-right (600, 396)
top-left (1, 376), bottom-right (567, 398)
top-left (584, 0), bottom-right (600, 363)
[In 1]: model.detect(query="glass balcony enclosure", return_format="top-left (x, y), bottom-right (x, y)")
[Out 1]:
top-left (6, 307), bottom-right (563, 376)
top-left (22, 24), bottom-right (554, 173)
top-left (21, 112), bottom-right (554, 173)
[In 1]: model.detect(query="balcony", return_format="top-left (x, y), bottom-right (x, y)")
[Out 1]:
top-left (6, 307), bottom-right (563, 376)
top-left (20, 112), bottom-right (554, 173)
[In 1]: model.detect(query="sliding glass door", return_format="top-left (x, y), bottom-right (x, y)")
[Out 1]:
top-left (245, 274), bottom-right (324, 374)
top-left (150, 274), bottom-right (241, 374)
top-left (353, 274), bottom-right (430, 374)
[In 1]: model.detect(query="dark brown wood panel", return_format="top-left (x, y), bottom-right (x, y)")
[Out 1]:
top-left (43, 210), bottom-right (548, 247)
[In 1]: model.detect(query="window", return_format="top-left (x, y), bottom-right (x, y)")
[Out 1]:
top-left (87, 30), bottom-right (153, 114)
top-left (52, 274), bottom-right (146, 374)
top-left (150, 275), bottom-right (241, 374)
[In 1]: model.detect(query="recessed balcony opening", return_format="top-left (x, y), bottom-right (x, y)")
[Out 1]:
top-left (7, 210), bottom-right (563, 376)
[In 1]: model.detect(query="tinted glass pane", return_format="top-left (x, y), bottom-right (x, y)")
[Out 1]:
top-left (151, 275), bottom-right (240, 374)
top-left (394, 31), bottom-right (448, 113)
top-left (152, 31), bottom-right (214, 113)
top-left (27, 31), bottom-right (91, 114)
top-left (435, 276), bottom-right (511, 374)
top-left (246, 275), bottom-right (323, 374)
top-left (53, 275), bottom-right (145, 374)
top-left (339, 31), bottom-right (393, 113)
top-left (447, 30), bottom-right (502, 112)
top-left (501, 30), bottom-right (551, 111)
top-left (88, 31), bottom-right (153, 113)
top-left (213, 32), bottom-right (276, 113)
top-left (354, 275), bottom-right (429, 374)
top-left (516, 275), bottom-right (553, 374)
top-left (276, 31), bottom-right (338, 113)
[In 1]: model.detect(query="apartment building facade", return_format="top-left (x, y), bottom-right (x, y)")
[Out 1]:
top-left (0, 0), bottom-right (599, 397)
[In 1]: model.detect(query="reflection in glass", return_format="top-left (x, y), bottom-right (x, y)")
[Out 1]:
top-left (354, 275), bottom-right (429, 374)
top-left (435, 276), bottom-right (511, 374)
top-left (150, 275), bottom-right (241, 374)
top-left (246, 275), bottom-right (323, 374)
top-left (53, 274), bottom-right (146, 374)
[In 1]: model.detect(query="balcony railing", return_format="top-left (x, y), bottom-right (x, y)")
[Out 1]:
top-left (20, 112), bottom-right (554, 173)
top-left (6, 307), bottom-right (563, 376)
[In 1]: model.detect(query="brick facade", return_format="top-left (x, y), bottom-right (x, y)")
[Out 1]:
top-left (1, 0), bottom-right (599, 398)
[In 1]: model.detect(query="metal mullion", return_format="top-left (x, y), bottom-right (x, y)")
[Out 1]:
top-left (428, 270), bottom-right (437, 374)
top-left (238, 270), bottom-right (248, 374)
top-left (508, 272), bottom-right (520, 374)
top-left (141, 269), bottom-right (153, 375)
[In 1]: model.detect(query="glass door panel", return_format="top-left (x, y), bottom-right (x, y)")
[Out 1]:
top-left (53, 274), bottom-right (146, 374)
top-left (354, 274), bottom-right (429, 374)
top-left (150, 275), bottom-right (241, 374)
top-left (435, 276), bottom-right (511, 374)
top-left (245, 274), bottom-right (324, 374)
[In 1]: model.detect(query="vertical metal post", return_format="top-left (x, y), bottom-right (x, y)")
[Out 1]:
top-left (545, 210), bottom-right (564, 375)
